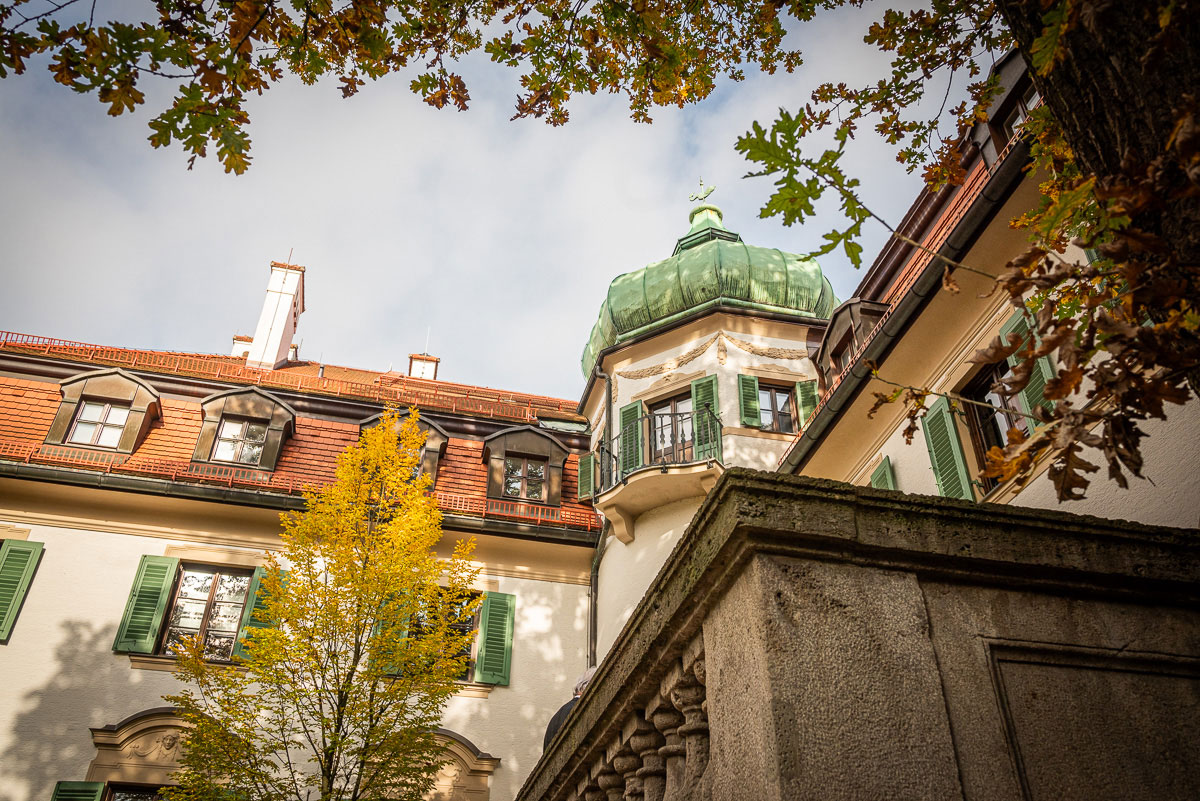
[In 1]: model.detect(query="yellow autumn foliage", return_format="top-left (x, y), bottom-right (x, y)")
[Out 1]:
top-left (165, 408), bottom-right (480, 801)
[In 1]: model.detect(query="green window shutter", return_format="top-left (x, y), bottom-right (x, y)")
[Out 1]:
top-left (795, 380), bottom-right (819, 428)
top-left (0, 539), bottom-right (43, 642)
top-left (618, 402), bottom-right (643, 475)
top-left (473, 591), bottom-right (514, 686)
top-left (112, 555), bottom-right (179, 654)
top-left (869, 456), bottom-right (897, 491)
top-left (999, 312), bottom-right (1055, 420)
top-left (577, 453), bottom-right (594, 500)
top-left (737, 374), bottom-right (761, 427)
top-left (234, 567), bottom-right (287, 661)
top-left (923, 396), bottom-right (972, 500)
top-left (51, 782), bottom-right (105, 801)
top-left (690, 374), bottom-right (722, 462)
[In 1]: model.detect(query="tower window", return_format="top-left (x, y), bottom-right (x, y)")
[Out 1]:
top-left (757, 385), bottom-right (796, 434)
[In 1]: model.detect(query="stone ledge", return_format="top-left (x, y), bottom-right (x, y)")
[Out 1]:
top-left (518, 469), bottom-right (1200, 801)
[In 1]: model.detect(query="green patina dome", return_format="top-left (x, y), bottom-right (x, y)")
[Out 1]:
top-left (580, 205), bottom-right (838, 377)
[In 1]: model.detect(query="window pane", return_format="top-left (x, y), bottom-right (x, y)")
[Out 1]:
top-left (178, 570), bottom-right (214, 599)
top-left (204, 633), bottom-right (236, 661)
top-left (216, 573), bottom-right (250, 603)
top-left (759, 408), bottom-right (775, 428)
top-left (219, 419), bottom-right (245, 438)
top-left (164, 627), bottom-right (197, 654)
top-left (504, 458), bottom-right (522, 476)
top-left (207, 601), bottom-right (243, 633)
top-left (245, 422), bottom-right (268, 442)
top-left (169, 598), bottom-right (208, 629)
top-left (526, 460), bottom-right (545, 479)
top-left (105, 406), bottom-right (130, 426)
top-left (79, 402), bottom-right (105, 422)
top-left (526, 480), bottom-right (544, 500)
top-left (213, 439), bottom-right (237, 461)
top-left (503, 476), bottom-right (522, 496)
top-left (69, 422), bottom-right (97, 443)
top-left (97, 425), bottom-right (123, 448)
top-left (239, 442), bottom-right (264, 465)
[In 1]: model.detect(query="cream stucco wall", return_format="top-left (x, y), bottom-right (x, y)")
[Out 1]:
top-left (594, 497), bottom-right (700, 661)
top-left (0, 481), bottom-right (589, 801)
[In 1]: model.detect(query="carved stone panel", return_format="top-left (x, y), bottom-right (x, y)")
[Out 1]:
top-left (87, 708), bottom-right (188, 785)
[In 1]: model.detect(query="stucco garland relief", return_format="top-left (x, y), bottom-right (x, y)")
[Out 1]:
top-left (610, 332), bottom-right (813, 402)
top-left (87, 709), bottom-right (190, 784)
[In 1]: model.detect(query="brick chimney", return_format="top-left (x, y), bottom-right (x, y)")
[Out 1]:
top-left (243, 261), bottom-right (306, 370)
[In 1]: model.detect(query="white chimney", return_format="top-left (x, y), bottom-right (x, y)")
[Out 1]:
top-left (230, 334), bottom-right (253, 358)
top-left (245, 261), bottom-right (306, 370)
top-left (408, 353), bottom-right (440, 380)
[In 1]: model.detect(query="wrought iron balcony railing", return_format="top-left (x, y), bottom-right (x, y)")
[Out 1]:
top-left (593, 407), bottom-right (722, 494)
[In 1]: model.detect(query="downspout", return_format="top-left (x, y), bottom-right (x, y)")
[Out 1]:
top-left (587, 362), bottom-right (613, 667)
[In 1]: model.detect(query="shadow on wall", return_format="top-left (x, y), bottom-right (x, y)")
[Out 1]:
top-left (0, 621), bottom-right (123, 801)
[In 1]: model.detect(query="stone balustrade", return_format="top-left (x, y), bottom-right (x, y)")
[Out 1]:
top-left (518, 470), bottom-right (1200, 801)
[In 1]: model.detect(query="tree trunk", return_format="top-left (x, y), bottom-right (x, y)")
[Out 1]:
top-left (995, 0), bottom-right (1200, 266)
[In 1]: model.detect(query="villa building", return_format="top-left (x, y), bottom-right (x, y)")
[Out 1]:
top-left (2, 51), bottom-right (1197, 801)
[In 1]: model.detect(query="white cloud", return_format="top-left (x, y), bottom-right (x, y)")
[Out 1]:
top-left (0, 5), bottom-right (927, 400)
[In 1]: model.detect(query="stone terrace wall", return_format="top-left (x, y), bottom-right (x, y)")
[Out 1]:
top-left (520, 470), bottom-right (1200, 801)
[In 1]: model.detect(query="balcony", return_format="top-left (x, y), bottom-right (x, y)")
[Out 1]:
top-left (592, 408), bottom-right (724, 543)
top-left (519, 471), bottom-right (1200, 801)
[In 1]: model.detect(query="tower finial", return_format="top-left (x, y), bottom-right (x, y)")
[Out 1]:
top-left (688, 177), bottom-right (715, 203)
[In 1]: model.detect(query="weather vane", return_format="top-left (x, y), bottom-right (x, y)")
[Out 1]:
top-left (689, 177), bottom-right (715, 203)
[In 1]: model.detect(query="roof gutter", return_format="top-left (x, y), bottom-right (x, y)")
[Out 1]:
top-left (778, 139), bottom-right (1032, 475)
top-left (0, 462), bottom-right (599, 547)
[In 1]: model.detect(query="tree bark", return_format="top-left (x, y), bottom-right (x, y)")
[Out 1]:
top-left (995, 0), bottom-right (1200, 265)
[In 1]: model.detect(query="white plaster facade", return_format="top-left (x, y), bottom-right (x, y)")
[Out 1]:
top-left (0, 478), bottom-right (589, 801)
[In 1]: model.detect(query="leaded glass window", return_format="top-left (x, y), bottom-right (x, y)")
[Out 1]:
top-left (67, 400), bottom-right (130, 448)
top-left (211, 417), bottom-right (268, 465)
top-left (161, 565), bottom-right (253, 662)
top-left (502, 456), bottom-right (546, 501)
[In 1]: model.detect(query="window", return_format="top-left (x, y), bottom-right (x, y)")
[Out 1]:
top-left (757, 385), bottom-right (795, 434)
top-left (962, 364), bottom-right (1028, 495)
top-left (407, 589), bottom-right (481, 681)
top-left (107, 786), bottom-right (164, 801)
top-left (1000, 82), bottom-right (1042, 143)
top-left (503, 455), bottom-right (547, 501)
top-left (192, 386), bottom-right (295, 471)
top-left (113, 555), bottom-right (266, 661)
top-left (211, 417), bottom-right (269, 465)
top-left (649, 393), bottom-right (694, 463)
top-left (67, 401), bottom-right (131, 448)
top-left (46, 368), bottom-right (161, 455)
top-left (160, 564), bottom-right (255, 661)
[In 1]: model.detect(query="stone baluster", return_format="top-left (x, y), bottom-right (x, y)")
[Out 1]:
top-left (673, 635), bottom-right (709, 799)
top-left (629, 711), bottom-right (666, 801)
top-left (650, 664), bottom-right (687, 801)
top-left (594, 748), bottom-right (626, 801)
top-left (610, 736), bottom-right (642, 801)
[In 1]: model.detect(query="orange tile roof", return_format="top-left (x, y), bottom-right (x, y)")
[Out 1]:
top-left (0, 375), bottom-right (599, 533)
top-left (0, 331), bottom-right (584, 424)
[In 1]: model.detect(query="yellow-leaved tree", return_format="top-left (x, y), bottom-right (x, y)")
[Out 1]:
top-left (164, 408), bottom-right (480, 801)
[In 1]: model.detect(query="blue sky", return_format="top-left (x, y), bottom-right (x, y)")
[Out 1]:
top-left (0, 4), bottom-right (934, 400)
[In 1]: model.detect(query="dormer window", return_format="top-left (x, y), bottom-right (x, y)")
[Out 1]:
top-left (191, 387), bottom-right (295, 472)
top-left (211, 417), bottom-right (270, 465)
top-left (67, 401), bottom-right (132, 448)
top-left (482, 426), bottom-right (569, 507)
top-left (46, 368), bottom-right (161, 455)
top-left (503, 456), bottom-right (547, 501)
